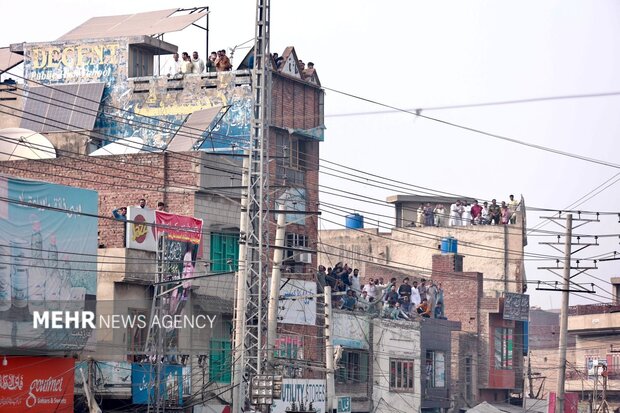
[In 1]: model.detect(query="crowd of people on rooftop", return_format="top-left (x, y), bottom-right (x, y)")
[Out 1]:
top-left (408, 194), bottom-right (521, 228)
top-left (163, 50), bottom-right (232, 77)
top-left (317, 263), bottom-right (446, 322)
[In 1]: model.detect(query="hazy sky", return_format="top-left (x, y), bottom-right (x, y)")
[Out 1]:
top-left (2, 1), bottom-right (620, 309)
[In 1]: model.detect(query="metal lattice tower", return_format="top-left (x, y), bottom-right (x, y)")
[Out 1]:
top-left (232, 0), bottom-right (271, 410)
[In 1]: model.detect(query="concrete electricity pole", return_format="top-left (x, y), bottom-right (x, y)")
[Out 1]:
top-left (536, 213), bottom-right (599, 413)
top-left (556, 213), bottom-right (572, 413)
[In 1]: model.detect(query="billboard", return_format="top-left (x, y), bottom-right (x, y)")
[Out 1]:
top-left (131, 363), bottom-right (183, 406)
top-left (273, 279), bottom-right (317, 326)
top-left (0, 176), bottom-right (98, 351)
top-left (333, 312), bottom-right (370, 350)
top-left (271, 379), bottom-right (326, 413)
top-left (503, 293), bottom-right (530, 321)
top-left (0, 356), bottom-right (74, 412)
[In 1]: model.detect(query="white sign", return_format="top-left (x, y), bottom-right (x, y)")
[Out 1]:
top-left (333, 312), bottom-right (369, 350)
top-left (271, 379), bottom-right (326, 413)
top-left (275, 279), bottom-right (317, 326)
top-left (126, 206), bottom-right (157, 251)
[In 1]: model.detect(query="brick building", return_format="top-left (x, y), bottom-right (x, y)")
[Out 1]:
top-left (0, 7), bottom-right (324, 410)
top-left (431, 253), bottom-right (526, 411)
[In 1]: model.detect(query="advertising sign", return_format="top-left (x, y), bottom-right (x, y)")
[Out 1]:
top-left (270, 379), bottom-right (326, 413)
top-left (503, 292), bottom-right (530, 321)
top-left (126, 207), bottom-right (203, 251)
top-left (273, 279), bottom-right (317, 326)
top-left (338, 396), bottom-right (352, 413)
top-left (131, 363), bottom-right (183, 406)
top-left (0, 176), bottom-right (98, 351)
top-left (0, 357), bottom-right (74, 412)
top-left (127, 207), bottom-right (157, 251)
top-left (333, 312), bottom-right (370, 350)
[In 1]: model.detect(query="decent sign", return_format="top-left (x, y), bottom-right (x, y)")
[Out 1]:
top-left (0, 357), bottom-right (74, 412)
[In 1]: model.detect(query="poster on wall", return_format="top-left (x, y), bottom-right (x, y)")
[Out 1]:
top-left (0, 176), bottom-right (98, 351)
top-left (0, 357), bottom-right (75, 412)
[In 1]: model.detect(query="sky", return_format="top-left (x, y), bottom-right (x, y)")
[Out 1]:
top-left (2, 0), bottom-right (620, 309)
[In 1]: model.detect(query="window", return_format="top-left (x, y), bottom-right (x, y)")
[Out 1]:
top-left (127, 308), bottom-right (148, 358)
top-left (337, 350), bottom-right (369, 384)
top-left (464, 356), bottom-right (473, 400)
top-left (425, 350), bottom-right (445, 388)
top-left (274, 335), bottom-right (304, 360)
top-left (285, 232), bottom-right (309, 261)
top-left (390, 359), bottom-right (415, 391)
top-left (209, 339), bottom-right (232, 383)
top-left (210, 232), bottom-right (239, 272)
top-left (608, 354), bottom-right (620, 378)
top-left (494, 328), bottom-right (513, 369)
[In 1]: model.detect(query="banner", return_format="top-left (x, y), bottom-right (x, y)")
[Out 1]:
top-left (126, 207), bottom-right (203, 251)
top-left (0, 357), bottom-right (74, 412)
top-left (0, 176), bottom-right (98, 351)
top-left (155, 211), bottom-right (203, 244)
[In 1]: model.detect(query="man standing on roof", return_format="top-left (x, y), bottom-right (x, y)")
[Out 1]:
top-left (192, 51), bottom-right (205, 74)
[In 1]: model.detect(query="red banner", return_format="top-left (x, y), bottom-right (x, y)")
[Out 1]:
top-left (155, 211), bottom-right (203, 245)
top-left (0, 357), bottom-right (74, 413)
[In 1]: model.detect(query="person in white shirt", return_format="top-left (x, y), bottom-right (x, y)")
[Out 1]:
top-left (410, 280), bottom-right (421, 307)
top-left (192, 51), bottom-right (205, 74)
top-left (481, 201), bottom-right (490, 225)
top-left (163, 53), bottom-right (182, 77)
top-left (350, 268), bottom-right (362, 293)
top-left (462, 201), bottom-right (472, 226)
top-left (449, 200), bottom-right (463, 226)
top-left (362, 279), bottom-right (377, 302)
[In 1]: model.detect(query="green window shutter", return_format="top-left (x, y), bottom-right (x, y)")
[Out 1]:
top-left (209, 339), bottom-right (232, 383)
top-left (210, 233), bottom-right (239, 273)
top-left (359, 352), bottom-right (369, 383)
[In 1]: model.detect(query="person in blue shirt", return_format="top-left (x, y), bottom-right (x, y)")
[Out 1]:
top-left (112, 206), bottom-right (127, 220)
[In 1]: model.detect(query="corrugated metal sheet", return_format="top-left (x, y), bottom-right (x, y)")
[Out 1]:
top-left (0, 47), bottom-right (24, 72)
top-left (57, 9), bottom-right (207, 41)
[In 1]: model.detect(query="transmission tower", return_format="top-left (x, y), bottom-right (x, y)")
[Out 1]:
top-left (232, 0), bottom-right (271, 411)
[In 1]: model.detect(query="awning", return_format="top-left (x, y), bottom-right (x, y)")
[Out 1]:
top-left (58, 8), bottom-right (208, 41)
top-left (0, 47), bottom-right (24, 73)
top-left (166, 106), bottom-right (223, 152)
top-left (20, 82), bottom-right (105, 133)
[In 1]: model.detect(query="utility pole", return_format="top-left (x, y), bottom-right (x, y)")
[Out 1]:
top-left (267, 203), bottom-right (287, 367)
top-left (535, 213), bottom-right (599, 413)
top-left (556, 213), bottom-right (572, 413)
top-left (232, 0), bottom-right (271, 410)
top-left (324, 286), bottom-right (335, 413)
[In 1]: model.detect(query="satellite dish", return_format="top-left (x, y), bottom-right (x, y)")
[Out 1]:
top-left (0, 127), bottom-right (57, 161)
top-left (89, 136), bottom-right (144, 156)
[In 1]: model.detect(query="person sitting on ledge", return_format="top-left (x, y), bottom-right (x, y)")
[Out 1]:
top-left (416, 298), bottom-right (432, 318)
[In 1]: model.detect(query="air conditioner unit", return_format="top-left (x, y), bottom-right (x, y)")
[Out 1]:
top-left (298, 252), bottom-right (312, 264)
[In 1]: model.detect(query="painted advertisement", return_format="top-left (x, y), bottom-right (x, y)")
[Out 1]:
top-left (0, 357), bottom-right (74, 412)
top-left (333, 312), bottom-right (370, 350)
top-left (0, 176), bottom-right (98, 351)
top-left (272, 279), bottom-right (317, 326)
top-left (271, 379), bottom-right (326, 413)
top-left (131, 363), bottom-right (183, 406)
top-left (25, 41), bottom-right (124, 84)
top-left (75, 361), bottom-right (131, 391)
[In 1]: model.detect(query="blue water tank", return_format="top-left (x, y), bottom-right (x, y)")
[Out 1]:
top-left (345, 213), bottom-right (364, 229)
top-left (440, 237), bottom-right (458, 254)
